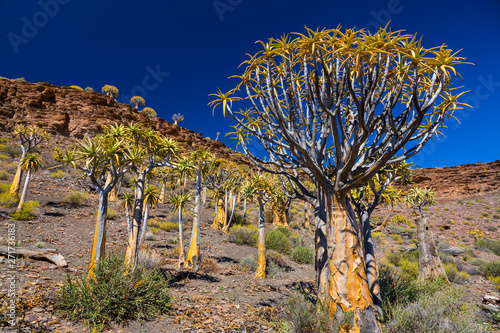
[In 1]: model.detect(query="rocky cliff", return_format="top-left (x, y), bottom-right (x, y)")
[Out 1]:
top-left (0, 78), bottom-right (246, 163)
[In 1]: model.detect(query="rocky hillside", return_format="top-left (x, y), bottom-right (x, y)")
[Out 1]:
top-left (1, 77), bottom-right (499, 198)
top-left (0, 78), bottom-right (247, 164)
top-left (411, 160), bottom-right (500, 198)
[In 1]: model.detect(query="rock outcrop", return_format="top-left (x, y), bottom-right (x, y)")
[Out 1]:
top-left (0, 78), bottom-right (247, 163)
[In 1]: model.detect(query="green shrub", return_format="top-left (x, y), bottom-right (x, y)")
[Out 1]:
top-left (0, 145), bottom-right (22, 157)
top-left (488, 276), bottom-right (500, 291)
top-left (56, 253), bottom-right (171, 330)
top-left (267, 250), bottom-right (286, 267)
top-left (385, 284), bottom-right (488, 332)
top-left (34, 241), bottom-right (44, 248)
top-left (10, 201), bottom-right (39, 220)
top-left (50, 169), bottom-right (67, 179)
top-left (492, 214), bottom-right (500, 219)
top-left (276, 225), bottom-right (291, 237)
top-left (0, 169), bottom-right (10, 180)
top-left (159, 221), bottom-right (177, 232)
top-left (0, 138), bottom-right (9, 143)
top-left (372, 232), bottom-right (385, 245)
top-left (107, 208), bottom-right (117, 220)
top-left (391, 214), bottom-right (409, 225)
top-left (65, 191), bottom-right (89, 207)
top-left (470, 258), bottom-right (487, 267)
top-left (0, 154), bottom-right (9, 159)
top-left (0, 191), bottom-right (17, 207)
top-left (228, 225), bottom-right (258, 246)
top-left (387, 225), bottom-right (407, 233)
top-left (291, 246), bottom-right (314, 264)
top-left (14, 77), bottom-right (26, 82)
top-left (265, 229), bottom-right (292, 254)
top-left (284, 291), bottom-right (353, 333)
top-left (389, 234), bottom-right (404, 244)
top-left (84, 87), bottom-right (94, 91)
top-left (479, 261), bottom-right (500, 277)
top-left (476, 239), bottom-right (500, 256)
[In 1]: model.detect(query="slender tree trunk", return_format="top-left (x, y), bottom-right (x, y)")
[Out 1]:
top-left (125, 206), bottom-right (131, 236)
top-left (304, 200), bottom-right (310, 228)
top-left (223, 193), bottom-right (237, 233)
top-left (416, 208), bottom-right (448, 281)
top-left (272, 201), bottom-right (288, 226)
top-left (17, 169), bottom-right (31, 210)
top-left (212, 191), bottom-right (225, 230)
top-left (243, 198), bottom-right (247, 223)
top-left (185, 165), bottom-right (202, 270)
top-left (255, 197), bottom-right (266, 279)
top-left (361, 211), bottom-right (382, 318)
top-left (316, 191), bottom-right (381, 333)
top-left (124, 172), bottom-right (146, 271)
top-left (139, 202), bottom-right (150, 245)
top-left (159, 181), bottom-right (166, 204)
top-left (88, 190), bottom-right (109, 277)
top-left (178, 207), bottom-right (185, 268)
top-left (9, 151), bottom-right (26, 197)
top-left (202, 186), bottom-right (207, 205)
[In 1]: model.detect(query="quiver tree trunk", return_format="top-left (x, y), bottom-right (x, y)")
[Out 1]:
top-left (272, 201), bottom-right (289, 226)
top-left (416, 209), bottom-right (448, 281)
top-left (317, 192), bottom-right (381, 333)
top-left (177, 207), bottom-right (185, 268)
top-left (9, 151), bottom-right (25, 197)
top-left (89, 190), bottom-right (109, 277)
top-left (212, 191), bottom-right (226, 230)
top-left (159, 181), bottom-right (166, 204)
top-left (255, 197), bottom-right (266, 279)
top-left (185, 165), bottom-right (203, 270)
top-left (124, 173), bottom-right (146, 271)
top-left (17, 169), bottom-right (31, 211)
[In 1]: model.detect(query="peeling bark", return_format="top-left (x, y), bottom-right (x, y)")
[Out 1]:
top-left (88, 191), bottom-right (109, 277)
top-left (416, 209), bottom-right (448, 281)
top-left (255, 198), bottom-right (266, 279)
top-left (212, 192), bottom-right (226, 230)
top-left (185, 165), bottom-right (203, 270)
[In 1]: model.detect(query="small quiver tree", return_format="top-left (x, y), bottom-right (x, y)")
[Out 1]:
top-left (141, 107), bottom-right (157, 117)
top-left (54, 124), bottom-right (131, 277)
top-left (17, 153), bottom-right (43, 211)
top-left (406, 187), bottom-right (448, 281)
top-left (210, 26), bottom-right (469, 330)
top-left (172, 113), bottom-right (184, 126)
top-left (130, 96), bottom-right (146, 110)
top-left (169, 189), bottom-right (193, 268)
top-left (101, 85), bottom-right (119, 98)
top-left (184, 148), bottom-right (213, 271)
top-left (10, 125), bottom-right (50, 197)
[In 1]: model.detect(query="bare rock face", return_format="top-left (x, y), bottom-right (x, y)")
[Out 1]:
top-left (410, 161), bottom-right (500, 198)
top-left (0, 78), bottom-right (248, 163)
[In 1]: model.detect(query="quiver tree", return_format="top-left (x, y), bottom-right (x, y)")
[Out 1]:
top-left (101, 85), bottom-right (119, 98)
top-left (123, 122), bottom-right (179, 271)
top-left (119, 192), bottom-right (135, 236)
top-left (184, 148), bottom-right (213, 270)
top-left (130, 96), bottom-right (146, 110)
top-left (141, 107), bottom-right (157, 117)
top-left (210, 26), bottom-right (469, 330)
top-left (169, 189), bottom-right (193, 268)
top-left (139, 184), bottom-right (160, 245)
top-left (406, 187), bottom-right (448, 281)
top-left (55, 124), bottom-right (131, 276)
top-left (10, 125), bottom-right (50, 197)
top-left (17, 153), bottom-right (43, 211)
top-left (246, 172), bottom-right (272, 278)
top-left (172, 113), bottom-right (184, 126)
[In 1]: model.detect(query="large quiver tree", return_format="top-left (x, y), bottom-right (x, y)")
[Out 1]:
top-left (210, 26), bottom-right (469, 331)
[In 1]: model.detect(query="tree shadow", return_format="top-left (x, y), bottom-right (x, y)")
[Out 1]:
top-left (215, 256), bottom-right (239, 263)
top-left (44, 212), bottom-right (64, 217)
top-left (162, 269), bottom-right (221, 288)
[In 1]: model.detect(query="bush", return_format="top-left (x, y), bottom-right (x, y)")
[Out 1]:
top-left (276, 225), bottom-right (291, 237)
top-left (266, 229), bottom-right (292, 254)
top-left (488, 276), bottom-right (500, 291)
top-left (50, 169), bottom-right (67, 179)
top-left (65, 191), bottom-right (89, 207)
top-left (391, 214), bottom-right (409, 225)
top-left (267, 250), bottom-right (286, 267)
top-left (199, 255), bottom-right (220, 274)
top-left (10, 201), bottom-right (39, 220)
top-left (385, 285), bottom-right (488, 332)
top-left (228, 225), bottom-right (258, 246)
top-left (0, 145), bottom-right (22, 157)
top-left (372, 232), bottom-right (385, 245)
top-left (476, 239), bottom-right (500, 256)
top-left (389, 234), bottom-right (404, 244)
top-left (0, 169), bottom-right (10, 180)
top-left (69, 85), bottom-right (83, 91)
top-left (107, 208), bottom-right (117, 220)
top-left (57, 253), bottom-right (171, 330)
top-left (159, 221), bottom-right (177, 232)
top-left (479, 261), bottom-right (500, 277)
top-left (284, 292), bottom-right (353, 333)
top-left (291, 246), bottom-right (314, 264)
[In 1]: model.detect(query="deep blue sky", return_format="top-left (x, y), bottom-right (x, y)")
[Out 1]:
top-left (1, 0), bottom-right (499, 168)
